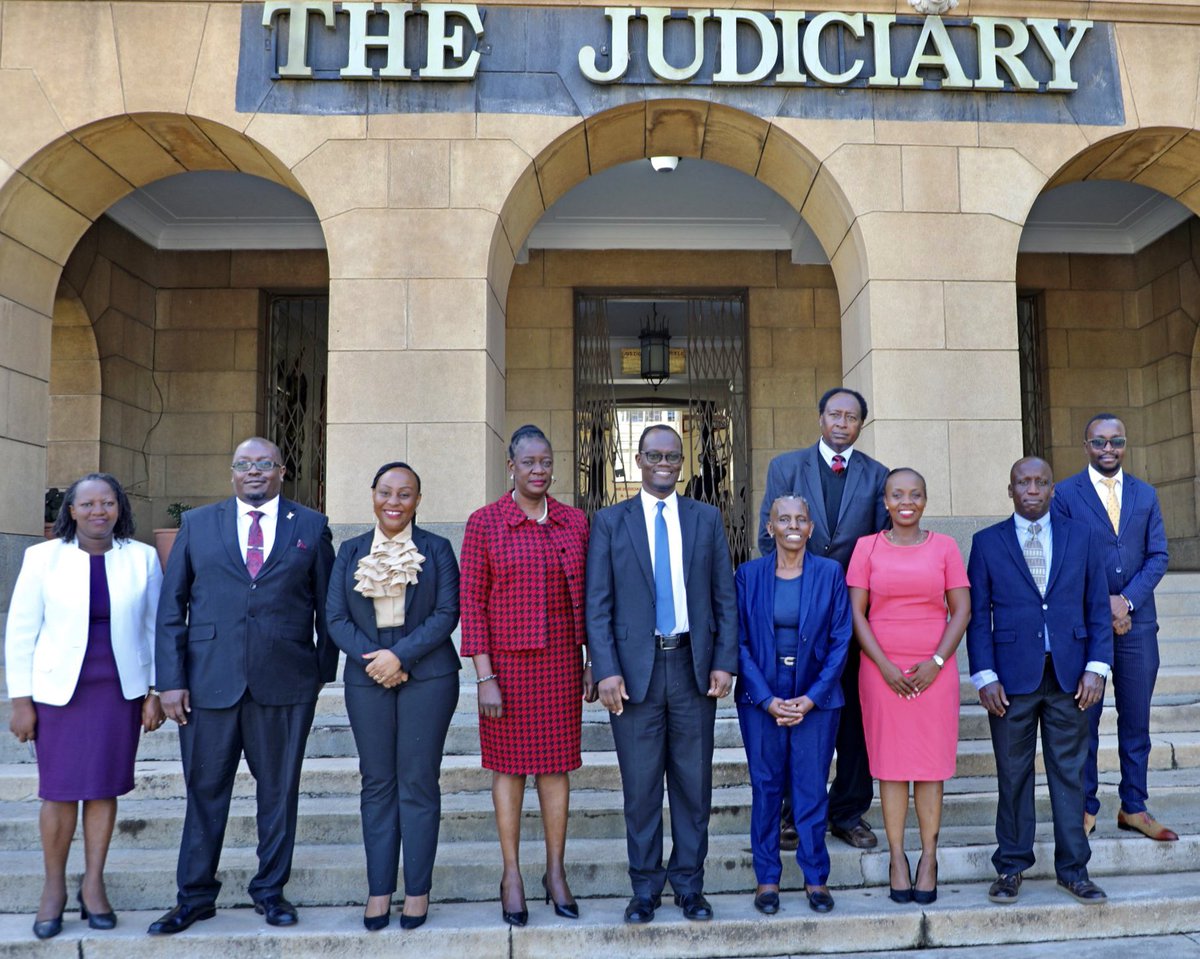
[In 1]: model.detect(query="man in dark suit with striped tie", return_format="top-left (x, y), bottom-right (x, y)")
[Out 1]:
top-left (1051, 414), bottom-right (1174, 841)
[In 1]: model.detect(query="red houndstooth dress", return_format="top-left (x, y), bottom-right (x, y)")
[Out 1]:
top-left (460, 494), bottom-right (589, 775)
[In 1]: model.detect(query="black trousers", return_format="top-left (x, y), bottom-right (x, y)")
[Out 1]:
top-left (989, 656), bottom-right (1091, 883)
top-left (609, 646), bottom-right (716, 899)
top-left (345, 671), bottom-right (458, 896)
top-left (826, 646), bottom-right (873, 828)
top-left (176, 693), bottom-right (316, 906)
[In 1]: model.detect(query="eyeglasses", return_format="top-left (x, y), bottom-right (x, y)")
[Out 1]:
top-left (640, 451), bottom-right (683, 465)
top-left (231, 459), bottom-right (280, 473)
top-left (1087, 438), bottom-right (1127, 450)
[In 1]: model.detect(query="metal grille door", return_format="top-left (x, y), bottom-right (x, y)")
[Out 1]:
top-left (1017, 293), bottom-right (1047, 459)
top-left (575, 296), bottom-right (627, 517)
top-left (265, 295), bottom-right (328, 511)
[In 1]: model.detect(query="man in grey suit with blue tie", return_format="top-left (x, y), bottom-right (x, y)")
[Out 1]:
top-left (1051, 414), bottom-right (1175, 841)
top-left (587, 424), bottom-right (738, 924)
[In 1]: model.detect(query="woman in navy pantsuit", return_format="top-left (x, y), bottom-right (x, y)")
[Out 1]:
top-left (327, 462), bottom-right (461, 931)
top-left (736, 494), bottom-right (853, 915)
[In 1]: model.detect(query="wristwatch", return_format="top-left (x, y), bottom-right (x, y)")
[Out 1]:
top-left (931, 654), bottom-right (945, 669)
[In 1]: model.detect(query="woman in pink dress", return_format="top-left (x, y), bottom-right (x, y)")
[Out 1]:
top-left (846, 468), bottom-right (970, 906)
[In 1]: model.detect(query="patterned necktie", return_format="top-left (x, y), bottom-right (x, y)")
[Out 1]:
top-left (1023, 521), bottom-right (1047, 594)
top-left (246, 510), bottom-right (264, 579)
top-left (831, 454), bottom-right (846, 475)
top-left (1100, 477), bottom-right (1120, 534)
top-left (654, 501), bottom-right (676, 636)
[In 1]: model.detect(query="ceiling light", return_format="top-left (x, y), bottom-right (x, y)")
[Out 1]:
top-left (649, 156), bottom-right (680, 173)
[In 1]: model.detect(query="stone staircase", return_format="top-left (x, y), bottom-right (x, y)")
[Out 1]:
top-left (2, 573), bottom-right (1200, 956)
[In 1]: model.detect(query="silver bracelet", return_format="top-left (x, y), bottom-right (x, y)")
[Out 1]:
top-left (476, 673), bottom-right (498, 685)
top-left (584, 660), bottom-right (593, 669)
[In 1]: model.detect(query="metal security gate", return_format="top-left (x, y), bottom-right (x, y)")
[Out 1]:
top-left (1017, 293), bottom-right (1048, 459)
top-left (265, 295), bottom-right (328, 511)
top-left (574, 293), bottom-right (750, 565)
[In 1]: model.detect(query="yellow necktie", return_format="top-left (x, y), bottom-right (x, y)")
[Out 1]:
top-left (1100, 477), bottom-right (1119, 534)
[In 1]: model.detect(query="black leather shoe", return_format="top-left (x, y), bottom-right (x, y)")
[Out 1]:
top-left (753, 890), bottom-right (779, 915)
top-left (500, 882), bottom-right (528, 927)
top-left (1057, 878), bottom-right (1107, 904)
top-left (78, 890), bottom-right (117, 930)
top-left (147, 902), bottom-right (217, 935)
top-left (254, 895), bottom-right (298, 926)
top-left (623, 895), bottom-right (657, 924)
top-left (398, 911), bottom-right (427, 930)
top-left (987, 873), bottom-right (1022, 904)
top-left (830, 820), bottom-right (878, 849)
top-left (32, 914), bottom-right (63, 940)
top-left (674, 892), bottom-right (713, 921)
top-left (541, 873), bottom-right (579, 920)
top-left (363, 912), bottom-right (390, 931)
top-left (806, 887), bottom-right (835, 913)
top-left (780, 816), bottom-right (799, 852)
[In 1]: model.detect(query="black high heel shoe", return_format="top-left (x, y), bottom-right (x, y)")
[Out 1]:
top-left (913, 856), bottom-right (938, 905)
top-left (78, 890), bottom-right (117, 930)
top-left (363, 911), bottom-right (390, 931)
top-left (889, 855), bottom-right (913, 904)
top-left (541, 873), bottom-right (579, 920)
top-left (32, 913), bottom-right (63, 940)
top-left (500, 881), bottom-right (528, 927)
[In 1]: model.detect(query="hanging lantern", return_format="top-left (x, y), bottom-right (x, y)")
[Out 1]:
top-left (639, 306), bottom-right (670, 390)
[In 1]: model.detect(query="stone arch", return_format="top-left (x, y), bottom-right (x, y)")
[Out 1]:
top-left (0, 113), bottom-right (317, 538)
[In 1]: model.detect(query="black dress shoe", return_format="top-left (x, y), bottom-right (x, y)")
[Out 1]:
top-left (623, 895), bottom-right (657, 924)
top-left (363, 912), bottom-right (390, 931)
top-left (987, 873), bottom-right (1022, 904)
top-left (32, 914), bottom-right (63, 940)
top-left (1057, 878), bottom-right (1107, 905)
top-left (806, 887), bottom-right (835, 913)
top-left (541, 873), bottom-right (579, 919)
top-left (912, 856), bottom-right (938, 905)
top-left (399, 910), bottom-right (427, 930)
top-left (500, 883), bottom-right (528, 927)
top-left (674, 892), bottom-right (713, 921)
top-left (753, 890), bottom-right (780, 915)
top-left (147, 902), bottom-right (217, 935)
top-left (254, 895), bottom-right (298, 926)
top-left (78, 890), bottom-right (117, 929)
top-left (830, 820), bottom-right (878, 849)
top-left (780, 815), bottom-right (800, 852)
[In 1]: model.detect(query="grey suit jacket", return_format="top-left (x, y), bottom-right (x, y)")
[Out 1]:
top-left (586, 494), bottom-right (738, 703)
top-left (757, 442), bottom-right (889, 568)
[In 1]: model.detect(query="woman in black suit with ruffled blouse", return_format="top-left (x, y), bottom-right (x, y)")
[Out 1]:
top-left (327, 461), bottom-right (460, 931)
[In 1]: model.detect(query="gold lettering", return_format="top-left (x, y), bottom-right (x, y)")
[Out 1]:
top-left (341, 2), bottom-right (411, 79)
top-left (262, 1), bottom-right (335, 79)
top-left (1028, 19), bottom-right (1092, 92)
top-left (803, 12), bottom-right (864, 86)
top-left (713, 10), bottom-right (778, 84)
top-left (421, 4), bottom-right (485, 79)
top-left (973, 18), bottom-right (1037, 91)
top-left (578, 7), bottom-right (636, 83)
top-left (644, 8), bottom-right (708, 83)
top-left (865, 14), bottom-right (897, 87)
top-left (899, 15), bottom-right (972, 89)
top-left (774, 12), bottom-right (807, 84)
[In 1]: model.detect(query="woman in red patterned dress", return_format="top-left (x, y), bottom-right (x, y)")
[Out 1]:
top-left (460, 424), bottom-right (595, 926)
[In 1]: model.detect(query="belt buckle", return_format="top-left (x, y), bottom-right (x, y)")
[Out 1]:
top-left (779, 656), bottom-right (796, 666)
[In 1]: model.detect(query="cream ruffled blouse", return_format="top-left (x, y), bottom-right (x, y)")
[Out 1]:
top-left (353, 525), bottom-right (425, 629)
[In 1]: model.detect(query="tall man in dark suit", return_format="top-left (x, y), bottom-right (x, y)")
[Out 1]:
top-left (587, 424), bottom-right (738, 924)
top-left (967, 457), bottom-right (1113, 907)
top-left (149, 437), bottom-right (337, 934)
top-left (1051, 414), bottom-right (1174, 841)
top-left (757, 388), bottom-right (888, 849)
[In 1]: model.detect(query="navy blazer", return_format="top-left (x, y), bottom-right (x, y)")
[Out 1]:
top-left (586, 495), bottom-right (738, 703)
top-left (757, 442), bottom-right (889, 565)
top-left (966, 515), bottom-right (1113, 696)
top-left (734, 553), bottom-right (852, 712)
top-left (326, 525), bottom-right (461, 685)
top-left (155, 497), bottom-right (337, 708)
top-left (1051, 470), bottom-right (1168, 627)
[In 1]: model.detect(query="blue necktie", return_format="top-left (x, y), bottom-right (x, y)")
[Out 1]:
top-left (655, 501), bottom-right (676, 636)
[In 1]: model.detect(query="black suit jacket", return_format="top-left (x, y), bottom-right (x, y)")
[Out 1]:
top-left (155, 496), bottom-right (337, 708)
top-left (326, 525), bottom-right (461, 685)
top-left (586, 494), bottom-right (738, 703)
top-left (757, 442), bottom-right (889, 566)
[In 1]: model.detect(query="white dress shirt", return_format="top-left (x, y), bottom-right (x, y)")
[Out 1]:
top-left (237, 495), bottom-right (280, 564)
top-left (818, 438), bottom-right (855, 469)
top-left (1088, 464), bottom-right (1123, 509)
top-left (971, 514), bottom-right (1109, 690)
top-left (639, 488), bottom-right (690, 634)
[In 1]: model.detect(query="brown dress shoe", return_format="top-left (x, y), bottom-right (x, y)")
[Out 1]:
top-left (1057, 878), bottom-right (1107, 904)
top-left (1117, 809), bottom-right (1179, 841)
top-left (1084, 811), bottom-right (1097, 837)
top-left (829, 821), bottom-right (878, 849)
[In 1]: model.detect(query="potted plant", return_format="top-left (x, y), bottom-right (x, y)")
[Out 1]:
top-left (44, 488), bottom-right (64, 538)
top-left (154, 502), bottom-right (193, 570)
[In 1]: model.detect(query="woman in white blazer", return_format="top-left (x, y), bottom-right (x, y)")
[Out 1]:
top-left (5, 473), bottom-right (164, 940)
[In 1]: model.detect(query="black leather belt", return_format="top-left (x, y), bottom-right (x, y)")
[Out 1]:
top-left (777, 655), bottom-right (797, 666)
top-left (657, 632), bottom-right (690, 650)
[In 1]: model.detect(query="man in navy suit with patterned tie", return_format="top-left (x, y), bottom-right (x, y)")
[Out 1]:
top-left (587, 425), bottom-right (738, 925)
top-left (1051, 414), bottom-right (1174, 841)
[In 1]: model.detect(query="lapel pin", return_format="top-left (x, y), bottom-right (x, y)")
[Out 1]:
top-left (287, 511), bottom-right (295, 520)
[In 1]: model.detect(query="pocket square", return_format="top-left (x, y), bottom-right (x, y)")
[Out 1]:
top-left (296, 539), bottom-right (307, 550)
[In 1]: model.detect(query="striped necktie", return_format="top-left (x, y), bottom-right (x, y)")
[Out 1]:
top-left (1023, 522), bottom-right (1047, 594)
top-left (246, 510), bottom-right (265, 579)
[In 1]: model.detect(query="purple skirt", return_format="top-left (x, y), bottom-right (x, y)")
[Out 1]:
top-left (35, 554), bottom-right (141, 801)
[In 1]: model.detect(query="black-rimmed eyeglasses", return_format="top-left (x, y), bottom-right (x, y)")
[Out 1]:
top-left (231, 459), bottom-right (280, 472)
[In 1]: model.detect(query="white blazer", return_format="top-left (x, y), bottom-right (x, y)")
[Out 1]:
top-left (4, 537), bottom-right (162, 706)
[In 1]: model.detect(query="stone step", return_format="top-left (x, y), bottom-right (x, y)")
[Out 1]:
top-left (1153, 573), bottom-right (1200, 592)
top-left (748, 937), bottom-right (1200, 959)
top-left (2, 732), bottom-right (1195, 802)
top-left (0, 829), bottom-right (1194, 914)
top-left (0, 771), bottom-right (1195, 852)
